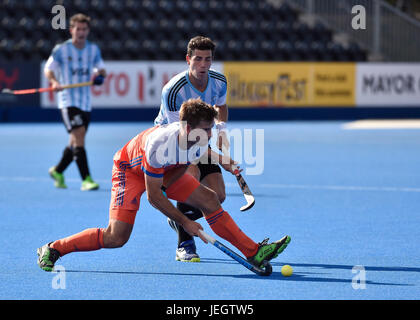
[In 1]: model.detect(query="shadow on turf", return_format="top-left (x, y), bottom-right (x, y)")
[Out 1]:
top-left (200, 259), bottom-right (415, 285)
top-left (250, 272), bottom-right (412, 286)
top-left (64, 259), bottom-right (414, 286)
top-left (203, 258), bottom-right (420, 273)
top-left (271, 261), bottom-right (420, 273)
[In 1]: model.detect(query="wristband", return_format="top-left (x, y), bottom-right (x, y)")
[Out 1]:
top-left (93, 74), bottom-right (105, 85)
top-left (216, 122), bottom-right (227, 131)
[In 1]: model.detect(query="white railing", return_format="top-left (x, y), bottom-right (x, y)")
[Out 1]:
top-left (271, 0), bottom-right (420, 61)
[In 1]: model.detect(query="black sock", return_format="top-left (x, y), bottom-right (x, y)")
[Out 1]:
top-left (55, 146), bottom-right (74, 173)
top-left (177, 202), bottom-right (203, 221)
top-left (73, 146), bottom-right (90, 180)
top-left (175, 202), bottom-right (203, 246)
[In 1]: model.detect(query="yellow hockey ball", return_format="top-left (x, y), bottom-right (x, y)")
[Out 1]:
top-left (281, 265), bottom-right (293, 277)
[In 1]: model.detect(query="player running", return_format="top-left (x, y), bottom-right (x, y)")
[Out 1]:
top-left (44, 13), bottom-right (106, 191)
top-left (37, 99), bottom-right (290, 272)
top-left (154, 36), bottom-right (232, 262)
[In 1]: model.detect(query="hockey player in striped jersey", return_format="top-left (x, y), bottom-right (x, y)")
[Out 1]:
top-left (44, 13), bottom-right (106, 191)
top-left (154, 36), bottom-right (232, 262)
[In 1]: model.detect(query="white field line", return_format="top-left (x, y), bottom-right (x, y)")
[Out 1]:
top-left (226, 182), bottom-right (420, 193)
top-left (0, 176), bottom-right (109, 183)
top-left (342, 119), bottom-right (420, 130)
top-left (3, 176), bottom-right (420, 193)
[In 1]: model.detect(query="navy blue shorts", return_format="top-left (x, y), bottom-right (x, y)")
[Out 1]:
top-left (60, 107), bottom-right (91, 133)
top-left (197, 161), bottom-right (222, 181)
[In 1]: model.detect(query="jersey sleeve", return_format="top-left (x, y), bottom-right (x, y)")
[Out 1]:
top-left (141, 155), bottom-right (165, 178)
top-left (166, 110), bottom-right (180, 123)
top-left (93, 44), bottom-right (105, 70)
top-left (44, 44), bottom-right (62, 73)
top-left (216, 80), bottom-right (227, 106)
top-left (44, 56), bottom-right (59, 73)
top-left (141, 135), bottom-right (166, 178)
top-left (155, 85), bottom-right (181, 125)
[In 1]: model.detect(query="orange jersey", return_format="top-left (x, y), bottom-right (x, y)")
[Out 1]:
top-left (113, 122), bottom-right (205, 179)
top-left (109, 123), bottom-right (204, 223)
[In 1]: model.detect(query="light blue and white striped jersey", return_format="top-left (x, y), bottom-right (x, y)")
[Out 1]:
top-left (154, 69), bottom-right (227, 125)
top-left (44, 39), bottom-right (105, 112)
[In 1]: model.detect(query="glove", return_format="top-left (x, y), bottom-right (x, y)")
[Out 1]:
top-left (92, 74), bottom-right (105, 86)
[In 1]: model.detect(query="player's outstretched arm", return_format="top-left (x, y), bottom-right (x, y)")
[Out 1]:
top-left (214, 104), bottom-right (229, 151)
top-left (213, 104), bottom-right (228, 123)
top-left (44, 70), bottom-right (62, 91)
top-left (207, 147), bottom-right (242, 176)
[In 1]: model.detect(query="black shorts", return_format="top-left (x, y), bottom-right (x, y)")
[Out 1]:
top-left (197, 153), bottom-right (222, 181)
top-left (60, 107), bottom-right (91, 133)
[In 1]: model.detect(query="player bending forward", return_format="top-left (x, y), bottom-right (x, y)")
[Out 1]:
top-left (155, 36), bottom-right (232, 262)
top-left (37, 99), bottom-right (290, 272)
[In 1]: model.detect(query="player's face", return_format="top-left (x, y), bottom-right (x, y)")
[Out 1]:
top-left (70, 22), bottom-right (90, 46)
top-left (188, 120), bottom-right (215, 147)
top-left (187, 49), bottom-right (213, 81)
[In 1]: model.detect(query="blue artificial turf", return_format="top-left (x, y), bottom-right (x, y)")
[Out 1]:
top-left (0, 121), bottom-right (419, 300)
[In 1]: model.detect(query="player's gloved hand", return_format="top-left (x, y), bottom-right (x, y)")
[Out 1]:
top-left (220, 157), bottom-right (242, 176)
top-left (92, 74), bottom-right (105, 86)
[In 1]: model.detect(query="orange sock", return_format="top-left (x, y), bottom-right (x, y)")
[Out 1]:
top-left (205, 209), bottom-right (258, 258)
top-left (51, 228), bottom-right (104, 256)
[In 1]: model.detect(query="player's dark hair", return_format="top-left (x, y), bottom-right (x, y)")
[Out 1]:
top-left (187, 36), bottom-right (216, 58)
top-left (179, 98), bottom-right (218, 128)
top-left (70, 13), bottom-right (91, 28)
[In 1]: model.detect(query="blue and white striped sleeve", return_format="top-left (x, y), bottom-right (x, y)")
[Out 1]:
top-left (216, 80), bottom-right (227, 106)
top-left (44, 44), bottom-right (62, 73)
top-left (93, 44), bottom-right (105, 70)
top-left (159, 85), bottom-right (180, 124)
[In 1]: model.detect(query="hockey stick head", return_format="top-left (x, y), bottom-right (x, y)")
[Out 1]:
top-left (240, 193), bottom-right (255, 211)
top-left (235, 173), bottom-right (255, 211)
top-left (220, 146), bottom-right (255, 212)
top-left (1, 88), bottom-right (13, 94)
top-left (255, 260), bottom-right (273, 276)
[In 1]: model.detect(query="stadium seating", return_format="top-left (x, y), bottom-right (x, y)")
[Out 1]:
top-left (0, 0), bottom-right (367, 61)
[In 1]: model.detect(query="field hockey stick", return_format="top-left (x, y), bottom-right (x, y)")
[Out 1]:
top-left (199, 229), bottom-right (272, 276)
top-left (221, 146), bottom-right (255, 212)
top-left (1, 81), bottom-right (93, 95)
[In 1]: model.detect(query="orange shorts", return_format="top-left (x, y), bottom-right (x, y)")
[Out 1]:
top-left (109, 167), bottom-right (200, 225)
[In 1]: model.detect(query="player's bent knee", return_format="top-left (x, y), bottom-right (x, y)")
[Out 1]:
top-left (104, 233), bottom-right (130, 248)
top-left (186, 164), bottom-right (200, 180)
top-left (193, 187), bottom-right (220, 214)
top-left (103, 219), bottom-right (133, 248)
top-left (217, 191), bottom-right (226, 204)
top-left (112, 236), bottom-right (129, 248)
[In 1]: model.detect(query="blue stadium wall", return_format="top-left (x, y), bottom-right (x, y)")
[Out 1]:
top-left (2, 61), bottom-right (420, 122)
top-left (3, 106), bottom-right (420, 123)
